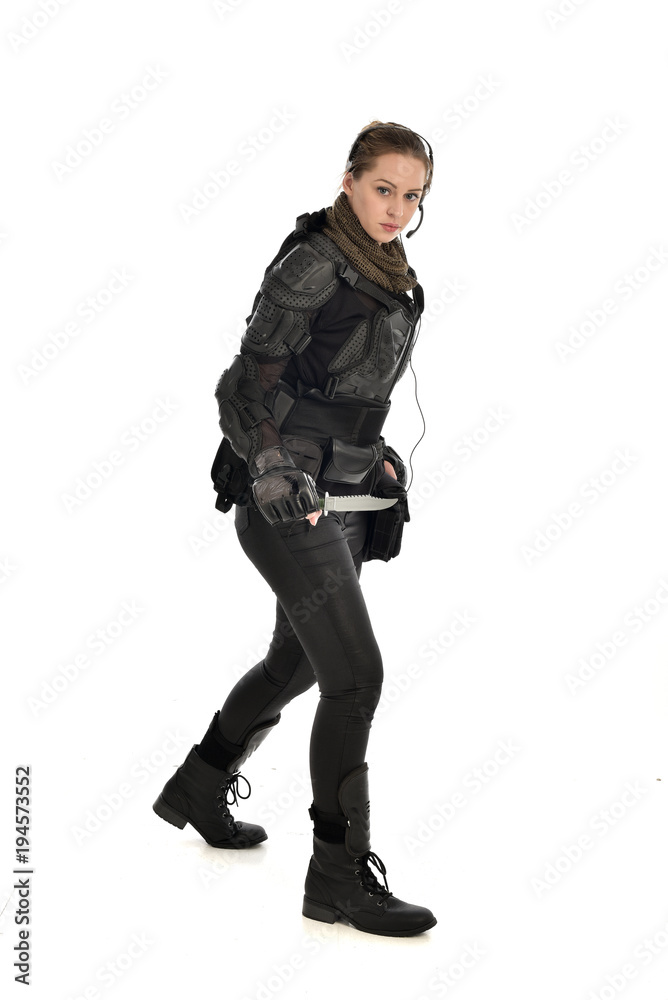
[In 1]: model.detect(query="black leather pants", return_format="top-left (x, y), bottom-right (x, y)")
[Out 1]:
top-left (217, 502), bottom-right (383, 815)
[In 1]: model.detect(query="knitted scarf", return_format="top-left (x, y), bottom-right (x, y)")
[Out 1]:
top-left (321, 190), bottom-right (418, 293)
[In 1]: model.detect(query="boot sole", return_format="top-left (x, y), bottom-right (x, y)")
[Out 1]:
top-left (302, 895), bottom-right (437, 937)
top-left (153, 793), bottom-right (187, 829)
top-left (152, 793), bottom-right (267, 849)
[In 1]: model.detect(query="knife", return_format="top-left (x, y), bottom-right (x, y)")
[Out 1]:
top-left (318, 492), bottom-right (398, 516)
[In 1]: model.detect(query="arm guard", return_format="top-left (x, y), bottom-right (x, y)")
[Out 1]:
top-left (215, 240), bottom-right (339, 472)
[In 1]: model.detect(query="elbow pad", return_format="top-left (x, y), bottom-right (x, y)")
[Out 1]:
top-left (214, 353), bottom-right (271, 461)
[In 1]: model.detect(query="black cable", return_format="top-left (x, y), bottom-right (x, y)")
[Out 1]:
top-left (405, 315), bottom-right (426, 492)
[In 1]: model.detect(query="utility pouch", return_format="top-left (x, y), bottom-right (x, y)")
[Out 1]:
top-left (211, 436), bottom-right (251, 512)
top-left (320, 438), bottom-right (380, 485)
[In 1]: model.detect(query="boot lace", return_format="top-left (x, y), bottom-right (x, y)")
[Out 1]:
top-left (354, 851), bottom-right (393, 907)
top-left (215, 773), bottom-right (251, 829)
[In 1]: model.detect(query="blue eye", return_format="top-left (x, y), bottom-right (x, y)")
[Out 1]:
top-left (377, 186), bottom-right (420, 201)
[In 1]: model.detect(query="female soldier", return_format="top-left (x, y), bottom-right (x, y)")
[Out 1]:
top-left (154, 121), bottom-right (437, 937)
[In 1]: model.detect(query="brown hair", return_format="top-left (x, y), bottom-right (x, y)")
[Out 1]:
top-left (338, 119), bottom-right (433, 198)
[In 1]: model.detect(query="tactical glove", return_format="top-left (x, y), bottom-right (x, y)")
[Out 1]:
top-left (250, 445), bottom-right (320, 526)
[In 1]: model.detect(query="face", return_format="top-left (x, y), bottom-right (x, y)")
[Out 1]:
top-left (342, 151), bottom-right (427, 244)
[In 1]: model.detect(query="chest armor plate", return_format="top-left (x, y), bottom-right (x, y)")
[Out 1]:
top-left (325, 302), bottom-right (415, 403)
top-left (289, 229), bottom-right (423, 405)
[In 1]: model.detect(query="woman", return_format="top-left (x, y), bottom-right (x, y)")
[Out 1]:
top-left (154, 120), bottom-right (437, 937)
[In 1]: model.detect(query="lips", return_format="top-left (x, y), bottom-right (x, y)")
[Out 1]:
top-left (381, 224), bottom-right (399, 230)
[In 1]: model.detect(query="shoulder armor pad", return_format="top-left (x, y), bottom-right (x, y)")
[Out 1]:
top-left (262, 240), bottom-right (339, 311)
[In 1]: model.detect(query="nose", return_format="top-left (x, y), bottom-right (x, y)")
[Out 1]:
top-left (387, 195), bottom-right (404, 220)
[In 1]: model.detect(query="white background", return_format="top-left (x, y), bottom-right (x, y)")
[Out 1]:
top-left (1, 1), bottom-right (667, 998)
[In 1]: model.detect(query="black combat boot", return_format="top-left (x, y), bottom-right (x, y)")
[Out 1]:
top-left (153, 711), bottom-right (280, 849)
top-left (302, 762), bottom-right (437, 936)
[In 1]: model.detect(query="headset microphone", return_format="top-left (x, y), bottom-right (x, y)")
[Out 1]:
top-left (404, 203), bottom-right (424, 238)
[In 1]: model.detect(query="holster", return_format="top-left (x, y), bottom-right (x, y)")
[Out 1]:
top-left (211, 436), bottom-right (251, 512)
top-left (363, 497), bottom-right (409, 562)
top-left (362, 443), bottom-right (410, 563)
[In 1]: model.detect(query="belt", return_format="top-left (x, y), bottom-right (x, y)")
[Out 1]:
top-left (273, 381), bottom-right (390, 447)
